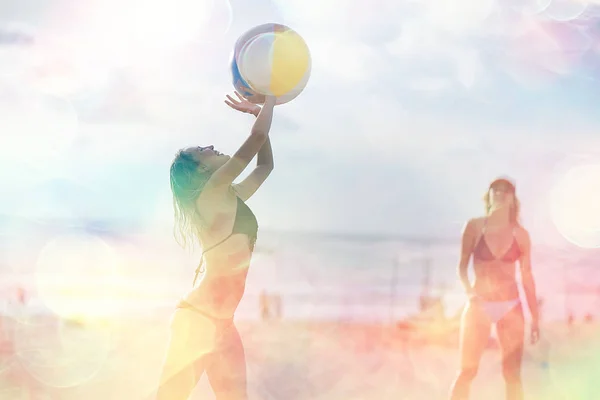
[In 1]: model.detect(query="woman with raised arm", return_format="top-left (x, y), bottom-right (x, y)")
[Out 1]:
top-left (156, 92), bottom-right (276, 400)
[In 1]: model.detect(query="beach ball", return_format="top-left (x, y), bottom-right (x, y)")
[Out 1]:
top-left (230, 23), bottom-right (311, 105)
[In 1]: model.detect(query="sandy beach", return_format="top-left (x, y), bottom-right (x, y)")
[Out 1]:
top-left (1, 313), bottom-right (598, 400)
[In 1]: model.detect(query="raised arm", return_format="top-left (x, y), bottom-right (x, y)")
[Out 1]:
top-left (232, 107), bottom-right (274, 200)
top-left (458, 219), bottom-right (477, 298)
top-left (205, 93), bottom-right (276, 192)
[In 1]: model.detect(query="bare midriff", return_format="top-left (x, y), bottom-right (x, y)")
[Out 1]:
top-left (472, 260), bottom-right (520, 302)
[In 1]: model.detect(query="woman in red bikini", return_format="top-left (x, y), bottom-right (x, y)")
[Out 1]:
top-left (449, 177), bottom-right (540, 400)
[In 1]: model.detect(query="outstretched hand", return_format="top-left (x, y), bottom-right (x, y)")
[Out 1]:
top-left (225, 91), bottom-right (261, 116)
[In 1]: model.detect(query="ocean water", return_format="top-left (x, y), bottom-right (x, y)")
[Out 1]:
top-left (1, 220), bottom-right (599, 323)
top-left (239, 230), bottom-right (600, 322)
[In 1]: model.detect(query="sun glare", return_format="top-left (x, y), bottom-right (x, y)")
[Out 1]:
top-left (34, 234), bottom-right (124, 320)
top-left (550, 163), bottom-right (600, 248)
top-left (78, 0), bottom-right (220, 62)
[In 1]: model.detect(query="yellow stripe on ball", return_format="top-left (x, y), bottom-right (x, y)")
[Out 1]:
top-left (270, 30), bottom-right (310, 97)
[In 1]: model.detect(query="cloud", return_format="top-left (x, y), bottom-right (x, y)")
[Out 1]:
top-left (0, 23), bottom-right (38, 80)
top-left (3, 0), bottom-right (600, 237)
top-left (272, 0), bottom-right (408, 43)
top-left (307, 39), bottom-right (390, 83)
top-left (0, 1), bottom-right (56, 25)
top-left (72, 69), bottom-right (153, 124)
top-left (0, 25), bottom-right (34, 45)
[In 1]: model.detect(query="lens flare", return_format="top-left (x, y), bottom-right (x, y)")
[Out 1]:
top-left (12, 308), bottom-right (113, 388)
top-left (34, 234), bottom-right (123, 320)
top-left (550, 163), bottom-right (600, 248)
top-left (545, 0), bottom-right (588, 22)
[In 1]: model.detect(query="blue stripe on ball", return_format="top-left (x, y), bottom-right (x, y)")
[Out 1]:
top-left (230, 58), bottom-right (253, 97)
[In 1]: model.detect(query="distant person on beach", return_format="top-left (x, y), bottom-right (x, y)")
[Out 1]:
top-left (449, 177), bottom-right (540, 400)
top-left (259, 289), bottom-right (270, 321)
top-left (16, 287), bottom-right (26, 305)
top-left (156, 92), bottom-right (276, 400)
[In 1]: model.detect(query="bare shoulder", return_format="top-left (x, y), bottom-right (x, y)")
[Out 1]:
top-left (514, 225), bottom-right (531, 246)
top-left (194, 186), bottom-right (238, 240)
top-left (459, 217), bottom-right (484, 245)
top-left (464, 216), bottom-right (485, 233)
top-left (471, 216), bottom-right (487, 226)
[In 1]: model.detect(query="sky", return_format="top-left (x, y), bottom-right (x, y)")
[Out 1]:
top-left (1, 0), bottom-right (600, 246)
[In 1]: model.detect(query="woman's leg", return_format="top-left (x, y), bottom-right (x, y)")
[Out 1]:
top-left (496, 303), bottom-right (525, 400)
top-left (205, 321), bottom-right (248, 400)
top-left (156, 309), bottom-right (217, 400)
top-left (449, 300), bottom-right (492, 400)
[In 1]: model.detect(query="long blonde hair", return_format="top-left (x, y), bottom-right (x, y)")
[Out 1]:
top-left (483, 189), bottom-right (521, 225)
top-left (169, 149), bottom-right (210, 250)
